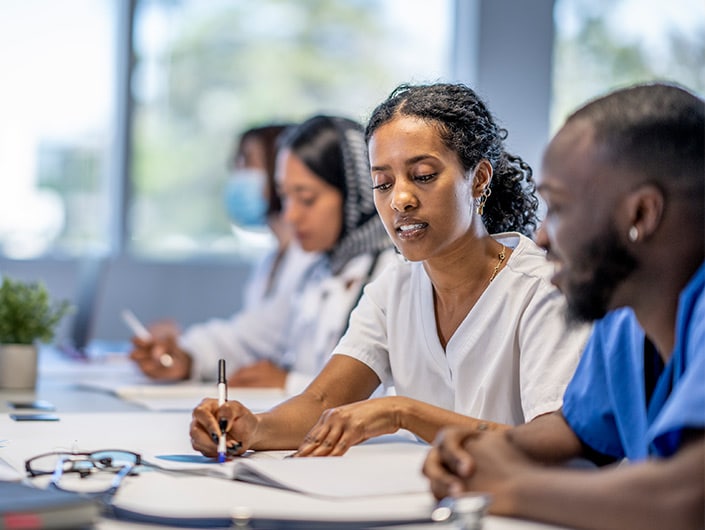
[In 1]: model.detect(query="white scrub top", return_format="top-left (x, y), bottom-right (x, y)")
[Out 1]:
top-left (335, 233), bottom-right (592, 426)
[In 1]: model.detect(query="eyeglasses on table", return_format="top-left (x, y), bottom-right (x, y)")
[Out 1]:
top-left (24, 449), bottom-right (143, 506)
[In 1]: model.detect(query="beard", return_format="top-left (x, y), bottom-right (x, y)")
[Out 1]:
top-left (563, 224), bottom-right (638, 325)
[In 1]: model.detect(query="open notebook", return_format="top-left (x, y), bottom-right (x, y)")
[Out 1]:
top-left (143, 434), bottom-right (429, 497)
top-left (111, 472), bottom-right (438, 529)
top-left (119, 441), bottom-right (441, 528)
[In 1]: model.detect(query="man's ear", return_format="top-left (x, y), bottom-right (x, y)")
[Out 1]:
top-left (624, 184), bottom-right (664, 242)
top-left (472, 159), bottom-right (493, 197)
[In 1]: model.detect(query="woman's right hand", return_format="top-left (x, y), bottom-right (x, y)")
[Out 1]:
top-left (190, 398), bottom-right (257, 457)
top-left (128, 331), bottom-right (192, 381)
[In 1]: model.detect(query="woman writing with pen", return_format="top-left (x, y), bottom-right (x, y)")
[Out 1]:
top-left (190, 83), bottom-right (592, 457)
top-left (132, 115), bottom-right (397, 395)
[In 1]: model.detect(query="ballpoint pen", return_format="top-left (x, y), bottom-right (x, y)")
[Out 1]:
top-left (121, 309), bottom-right (174, 368)
top-left (121, 309), bottom-right (151, 341)
top-left (217, 358), bottom-right (227, 463)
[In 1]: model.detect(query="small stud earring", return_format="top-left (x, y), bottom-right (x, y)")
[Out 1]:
top-left (628, 226), bottom-right (639, 242)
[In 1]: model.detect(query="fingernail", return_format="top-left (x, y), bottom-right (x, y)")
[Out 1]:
top-left (219, 418), bottom-right (227, 434)
top-left (226, 442), bottom-right (242, 454)
top-left (211, 432), bottom-right (219, 443)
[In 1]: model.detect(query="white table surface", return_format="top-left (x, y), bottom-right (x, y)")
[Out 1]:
top-left (0, 348), bottom-right (571, 530)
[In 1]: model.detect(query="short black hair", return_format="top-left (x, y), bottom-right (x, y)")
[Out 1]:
top-left (279, 115), bottom-right (352, 200)
top-left (567, 83), bottom-right (705, 198)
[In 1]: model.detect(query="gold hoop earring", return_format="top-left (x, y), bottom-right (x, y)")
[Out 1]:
top-left (476, 187), bottom-right (492, 216)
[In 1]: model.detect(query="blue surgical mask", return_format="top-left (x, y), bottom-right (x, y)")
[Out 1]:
top-left (224, 168), bottom-right (268, 228)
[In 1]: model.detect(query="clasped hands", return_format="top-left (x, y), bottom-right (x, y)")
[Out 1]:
top-left (422, 425), bottom-right (538, 516)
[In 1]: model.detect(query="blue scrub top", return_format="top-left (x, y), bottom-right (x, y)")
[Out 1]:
top-left (562, 263), bottom-right (705, 460)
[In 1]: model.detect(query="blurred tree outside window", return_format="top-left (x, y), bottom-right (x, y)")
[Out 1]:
top-left (552, 0), bottom-right (705, 133)
top-left (129, 0), bottom-right (452, 260)
top-left (0, 0), bottom-right (451, 261)
top-left (4, 0), bottom-right (702, 261)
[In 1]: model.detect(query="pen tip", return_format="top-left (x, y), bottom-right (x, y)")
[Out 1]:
top-left (218, 452), bottom-right (226, 463)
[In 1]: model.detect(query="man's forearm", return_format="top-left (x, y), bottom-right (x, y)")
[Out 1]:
top-left (507, 410), bottom-right (585, 464)
top-left (503, 436), bottom-right (704, 530)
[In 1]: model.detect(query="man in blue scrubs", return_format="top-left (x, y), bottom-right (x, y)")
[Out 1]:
top-left (423, 83), bottom-right (704, 529)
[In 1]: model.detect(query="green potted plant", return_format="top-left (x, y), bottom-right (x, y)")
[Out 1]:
top-left (0, 276), bottom-right (72, 389)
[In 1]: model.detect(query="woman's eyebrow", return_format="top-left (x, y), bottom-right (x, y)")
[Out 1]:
top-left (371, 154), bottom-right (437, 172)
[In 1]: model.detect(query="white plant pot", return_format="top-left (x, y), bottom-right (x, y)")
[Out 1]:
top-left (0, 343), bottom-right (38, 390)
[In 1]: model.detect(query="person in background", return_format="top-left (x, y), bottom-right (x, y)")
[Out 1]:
top-left (423, 83), bottom-right (704, 530)
top-left (131, 115), bottom-right (396, 394)
top-left (129, 123), bottom-right (318, 385)
top-left (189, 83), bottom-right (591, 458)
top-left (225, 123), bottom-right (312, 310)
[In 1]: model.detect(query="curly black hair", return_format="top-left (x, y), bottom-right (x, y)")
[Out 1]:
top-left (365, 83), bottom-right (539, 236)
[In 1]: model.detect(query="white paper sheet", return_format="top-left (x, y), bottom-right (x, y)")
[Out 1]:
top-left (231, 443), bottom-right (430, 498)
top-left (74, 381), bottom-right (289, 412)
top-left (143, 437), bottom-right (430, 498)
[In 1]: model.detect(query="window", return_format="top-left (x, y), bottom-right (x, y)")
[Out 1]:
top-left (0, 0), bottom-right (118, 259)
top-left (129, 0), bottom-right (453, 259)
top-left (0, 0), bottom-right (452, 261)
top-left (552, 0), bottom-right (705, 132)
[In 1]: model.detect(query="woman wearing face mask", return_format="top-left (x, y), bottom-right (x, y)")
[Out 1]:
top-left (131, 116), bottom-right (396, 394)
top-left (225, 124), bottom-right (315, 310)
top-left (190, 83), bottom-right (592, 458)
top-left (129, 123), bottom-right (318, 386)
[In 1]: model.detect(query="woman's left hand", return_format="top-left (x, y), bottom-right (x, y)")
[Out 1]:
top-left (227, 360), bottom-right (287, 388)
top-left (293, 396), bottom-right (402, 457)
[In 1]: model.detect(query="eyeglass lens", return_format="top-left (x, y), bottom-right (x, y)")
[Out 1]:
top-left (27, 450), bottom-right (140, 476)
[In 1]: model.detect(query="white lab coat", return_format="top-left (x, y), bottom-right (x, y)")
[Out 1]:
top-left (241, 242), bottom-right (316, 311)
top-left (180, 242), bottom-right (317, 381)
top-left (183, 246), bottom-right (400, 395)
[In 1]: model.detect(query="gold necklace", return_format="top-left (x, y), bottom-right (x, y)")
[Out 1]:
top-left (488, 245), bottom-right (506, 283)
